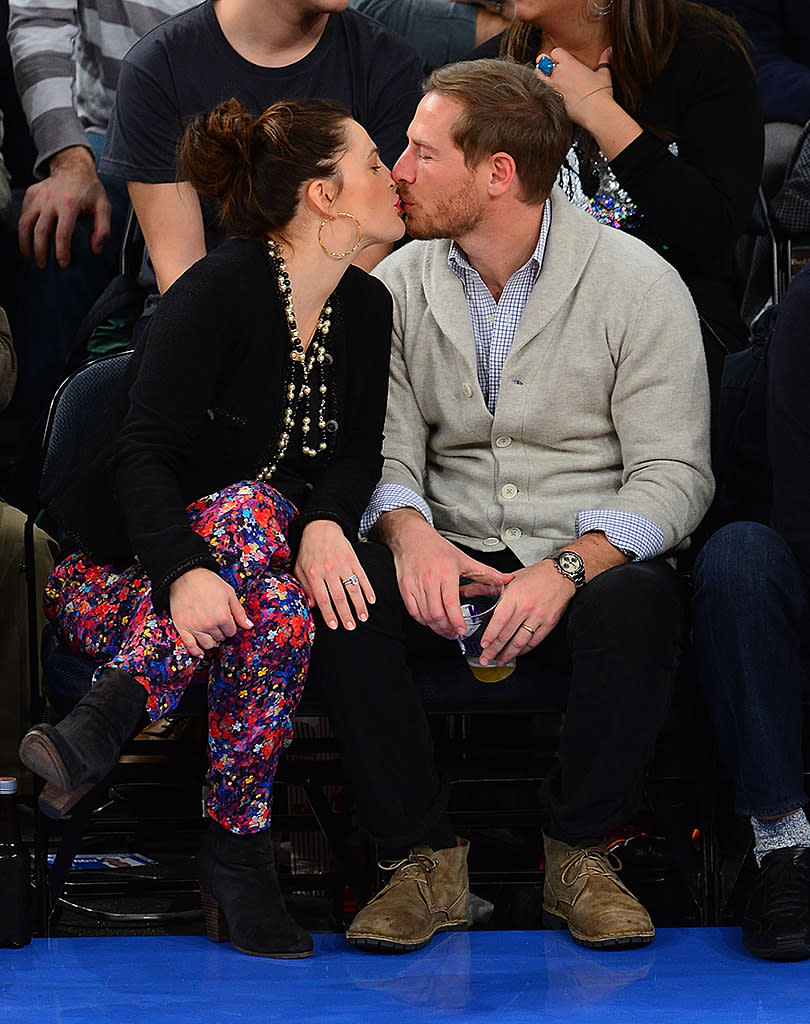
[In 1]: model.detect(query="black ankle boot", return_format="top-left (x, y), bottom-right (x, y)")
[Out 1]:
top-left (19, 666), bottom-right (147, 818)
top-left (198, 818), bottom-right (313, 959)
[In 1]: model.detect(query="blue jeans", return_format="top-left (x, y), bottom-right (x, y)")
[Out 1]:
top-left (348, 0), bottom-right (477, 71)
top-left (693, 521), bottom-right (810, 817)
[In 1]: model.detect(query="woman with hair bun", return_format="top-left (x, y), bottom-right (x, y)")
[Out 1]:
top-left (19, 97), bottom-right (406, 959)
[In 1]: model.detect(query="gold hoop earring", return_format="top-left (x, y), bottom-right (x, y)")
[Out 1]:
top-left (318, 212), bottom-right (363, 259)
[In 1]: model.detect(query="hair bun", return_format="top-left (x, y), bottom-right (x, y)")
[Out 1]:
top-left (177, 95), bottom-right (351, 240)
top-left (178, 97), bottom-right (255, 203)
top-left (254, 103), bottom-right (297, 158)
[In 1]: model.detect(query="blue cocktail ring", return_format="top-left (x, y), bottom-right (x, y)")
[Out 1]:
top-left (535, 54), bottom-right (557, 76)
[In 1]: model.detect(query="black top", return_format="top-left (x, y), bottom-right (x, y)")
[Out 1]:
top-left (767, 262), bottom-right (810, 585)
top-left (56, 238), bottom-right (394, 610)
top-left (474, 25), bottom-right (764, 357)
top-left (705, 0), bottom-right (810, 124)
top-left (100, 1), bottom-right (422, 251)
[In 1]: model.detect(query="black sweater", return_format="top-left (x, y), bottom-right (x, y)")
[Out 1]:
top-left (57, 237), bottom-right (393, 610)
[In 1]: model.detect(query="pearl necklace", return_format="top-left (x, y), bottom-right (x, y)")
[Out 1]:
top-left (257, 241), bottom-right (332, 483)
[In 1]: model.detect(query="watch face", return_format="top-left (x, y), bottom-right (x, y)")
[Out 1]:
top-left (558, 551), bottom-right (583, 574)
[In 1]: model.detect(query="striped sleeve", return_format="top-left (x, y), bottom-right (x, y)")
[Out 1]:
top-left (8, 0), bottom-right (186, 178)
top-left (8, 0), bottom-right (89, 176)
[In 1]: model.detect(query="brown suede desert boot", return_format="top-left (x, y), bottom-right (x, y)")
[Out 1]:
top-left (543, 832), bottom-right (654, 949)
top-left (346, 839), bottom-right (470, 953)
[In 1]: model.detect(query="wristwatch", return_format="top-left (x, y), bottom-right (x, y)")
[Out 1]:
top-left (546, 550), bottom-right (587, 590)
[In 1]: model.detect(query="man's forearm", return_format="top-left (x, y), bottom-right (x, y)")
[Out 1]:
top-left (49, 145), bottom-right (97, 175)
top-left (369, 506), bottom-right (434, 553)
top-left (549, 531), bottom-right (630, 586)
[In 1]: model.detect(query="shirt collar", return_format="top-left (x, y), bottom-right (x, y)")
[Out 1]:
top-left (447, 195), bottom-right (552, 283)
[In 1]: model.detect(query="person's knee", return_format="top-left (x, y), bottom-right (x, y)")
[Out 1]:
top-left (193, 481), bottom-right (297, 569)
top-left (694, 522), bottom-right (799, 602)
top-left (579, 560), bottom-right (684, 639)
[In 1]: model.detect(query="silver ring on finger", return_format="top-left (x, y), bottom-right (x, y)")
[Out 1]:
top-left (341, 574), bottom-right (360, 587)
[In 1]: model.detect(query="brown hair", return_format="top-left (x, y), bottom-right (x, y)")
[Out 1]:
top-left (501, 0), bottom-right (750, 118)
top-left (424, 59), bottom-right (572, 204)
top-left (178, 96), bottom-right (351, 238)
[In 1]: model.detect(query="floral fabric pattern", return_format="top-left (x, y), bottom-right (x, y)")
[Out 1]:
top-left (45, 481), bottom-right (314, 834)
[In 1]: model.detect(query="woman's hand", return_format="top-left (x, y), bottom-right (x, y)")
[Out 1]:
top-left (535, 45), bottom-right (643, 159)
top-left (536, 46), bottom-right (615, 123)
top-left (294, 520), bottom-right (375, 631)
top-left (169, 566), bottom-right (253, 658)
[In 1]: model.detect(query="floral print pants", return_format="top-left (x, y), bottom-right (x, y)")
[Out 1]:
top-left (44, 482), bottom-right (314, 834)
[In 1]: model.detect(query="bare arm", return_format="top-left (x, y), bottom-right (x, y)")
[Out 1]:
top-left (128, 180), bottom-right (206, 294)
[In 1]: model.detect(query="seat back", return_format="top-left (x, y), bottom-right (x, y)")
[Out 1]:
top-left (38, 351), bottom-right (133, 514)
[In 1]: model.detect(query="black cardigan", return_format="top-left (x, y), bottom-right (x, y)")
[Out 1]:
top-left (57, 237), bottom-right (393, 610)
top-left (475, 25), bottom-right (764, 358)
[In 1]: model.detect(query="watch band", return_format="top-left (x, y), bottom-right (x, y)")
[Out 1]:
top-left (546, 550), bottom-right (587, 590)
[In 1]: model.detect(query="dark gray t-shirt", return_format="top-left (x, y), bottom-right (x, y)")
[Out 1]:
top-left (99, 1), bottom-right (423, 297)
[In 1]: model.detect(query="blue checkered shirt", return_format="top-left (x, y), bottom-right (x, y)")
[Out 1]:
top-left (361, 200), bottom-right (664, 561)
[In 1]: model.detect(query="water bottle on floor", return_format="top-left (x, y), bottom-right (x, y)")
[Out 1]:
top-left (0, 777), bottom-right (32, 947)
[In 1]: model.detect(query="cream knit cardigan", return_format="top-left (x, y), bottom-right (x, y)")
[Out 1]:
top-left (373, 187), bottom-right (714, 563)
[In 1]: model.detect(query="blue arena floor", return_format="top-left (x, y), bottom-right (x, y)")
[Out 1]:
top-left (3, 927), bottom-right (808, 1024)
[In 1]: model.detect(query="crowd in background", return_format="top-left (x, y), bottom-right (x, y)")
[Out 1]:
top-left (0, 0), bottom-right (809, 966)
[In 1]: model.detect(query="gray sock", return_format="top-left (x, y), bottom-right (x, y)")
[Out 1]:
top-left (751, 808), bottom-right (810, 866)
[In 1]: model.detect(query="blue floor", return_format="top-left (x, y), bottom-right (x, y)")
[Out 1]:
top-left (3, 928), bottom-right (808, 1024)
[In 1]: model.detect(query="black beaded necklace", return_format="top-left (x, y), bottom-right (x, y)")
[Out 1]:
top-left (257, 241), bottom-right (333, 483)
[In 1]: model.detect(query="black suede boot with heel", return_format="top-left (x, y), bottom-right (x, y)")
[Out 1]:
top-left (19, 666), bottom-right (148, 818)
top-left (198, 818), bottom-right (313, 959)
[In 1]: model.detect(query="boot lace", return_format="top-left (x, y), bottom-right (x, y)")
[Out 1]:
top-left (560, 846), bottom-right (624, 887)
top-left (379, 850), bottom-right (439, 884)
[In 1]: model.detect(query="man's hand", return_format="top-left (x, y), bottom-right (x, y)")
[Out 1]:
top-left (19, 145), bottom-right (111, 269)
top-left (374, 508), bottom-right (512, 639)
top-left (169, 566), bottom-right (253, 658)
top-left (478, 531), bottom-right (631, 666)
top-left (477, 559), bottom-right (575, 666)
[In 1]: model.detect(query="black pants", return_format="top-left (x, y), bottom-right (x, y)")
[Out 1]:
top-left (308, 541), bottom-right (686, 848)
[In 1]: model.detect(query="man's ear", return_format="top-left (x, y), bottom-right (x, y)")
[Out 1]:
top-left (305, 178), bottom-right (336, 219)
top-left (488, 152), bottom-right (517, 197)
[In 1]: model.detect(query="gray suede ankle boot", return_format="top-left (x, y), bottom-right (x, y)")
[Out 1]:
top-left (19, 666), bottom-right (148, 818)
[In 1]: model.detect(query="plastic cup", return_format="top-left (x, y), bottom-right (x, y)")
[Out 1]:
top-left (457, 572), bottom-right (516, 683)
